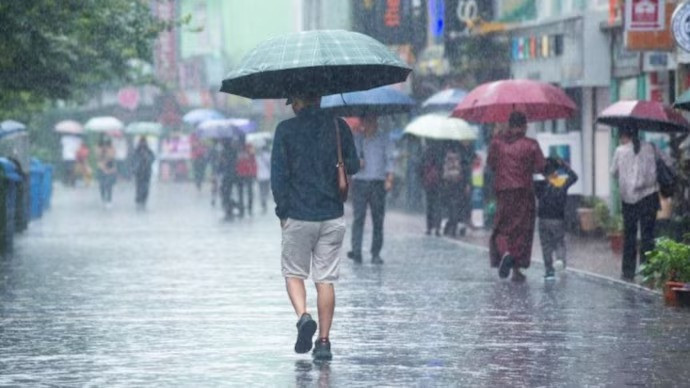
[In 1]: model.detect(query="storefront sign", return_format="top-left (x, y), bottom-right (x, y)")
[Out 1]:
top-left (511, 34), bottom-right (563, 61)
top-left (625, 0), bottom-right (665, 31)
top-left (672, 2), bottom-right (690, 52)
top-left (352, 0), bottom-right (426, 46)
top-left (625, 1), bottom-right (674, 51)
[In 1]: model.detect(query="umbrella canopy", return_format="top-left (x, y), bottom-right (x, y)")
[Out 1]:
top-left (196, 119), bottom-right (243, 139)
top-left (421, 88), bottom-right (468, 111)
top-left (404, 114), bottom-right (477, 141)
top-left (596, 100), bottom-right (690, 133)
top-left (220, 30), bottom-right (412, 99)
top-left (54, 120), bottom-right (84, 135)
top-left (320, 86), bottom-right (415, 116)
top-left (247, 132), bottom-right (273, 148)
top-left (84, 116), bottom-right (124, 133)
top-left (183, 109), bottom-right (225, 125)
top-left (125, 121), bottom-right (163, 136)
top-left (225, 118), bottom-right (257, 134)
top-left (452, 79), bottom-right (577, 123)
top-left (1, 120), bottom-right (26, 132)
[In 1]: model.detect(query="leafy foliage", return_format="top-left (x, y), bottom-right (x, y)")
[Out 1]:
top-left (640, 238), bottom-right (690, 289)
top-left (0, 0), bottom-right (180, 116)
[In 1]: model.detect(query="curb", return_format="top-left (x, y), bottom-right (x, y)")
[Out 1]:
top-left (442, 235), bottom-right (661, 295)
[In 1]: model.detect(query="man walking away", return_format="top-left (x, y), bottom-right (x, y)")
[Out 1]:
top-left (347, 114), bottom-right (395, 264)
top-left (132, 137), bottom-right (156, 209)
top-left (487, 112), bottom-right (546, 281)
top-left (535, 157), bottom-right (578, 280)
top-left (272, 95), bottom-right (359, 361)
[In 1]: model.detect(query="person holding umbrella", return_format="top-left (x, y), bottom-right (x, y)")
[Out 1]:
top-left (610, 127), bottom-right (671, 281)
top-left (131, 137), bottom-right (156, 209)
top-left (598, 100), bottom-right (685, 281)
top-left (272, 95), bottom-right (359, 360)
top-left (221, 30), bottom-right (410, 361)
top-left (487, 112), bottom-right (546, 281)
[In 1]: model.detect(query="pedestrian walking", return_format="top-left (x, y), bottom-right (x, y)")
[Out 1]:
top-left (132, 137), bottom-right (156, 209)
top-left (209, 140), bottom-right (222, 207)
top-left (191, 134), bottom-right (208, 191)
top-left (441, 141), bottom-right (472, 237)
top-left (60, 135), bottom-right (81, 187)
top-left (420, 140), bottom-right (443, 236)
top-left (487, 112), bottom-right (546, 281)
top-left (75, 142), bottom-right (92, 186)
top-left (256, 142), bottom-right (272, 214)
top-left (535, 157), bottom-right (578, 280)
top-left (610, 127), bottom-right (672, 281)
top-left (97, 137), bottom-right (117, 207)
top-left (236, 140), bottom-right (257, 217)
top-left (346, 114), bottom-right (395, 265)
top-left (272, 95), bottom-right (359, 361)
top-left (219, 138), bottom-right (239, 220)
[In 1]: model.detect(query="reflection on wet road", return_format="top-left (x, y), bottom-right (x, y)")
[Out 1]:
top-left (1, 184), bottom-right (688, 387)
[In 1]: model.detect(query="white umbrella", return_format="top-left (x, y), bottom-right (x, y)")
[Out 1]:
top-left (84, 116), bottom-right (124, 133)
top-left (125, 121), bottom-right (162, 136)
top-left (247, 132), bottom-right (272, 148)
top-left (404, 114), bottom-right (478, 141)
top-left (54, 120), bottom-right (84, 135)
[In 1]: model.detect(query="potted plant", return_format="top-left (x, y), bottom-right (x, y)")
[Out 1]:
top-left (639, 237), bottom-right (690, 306)
top-left (577, 196), bottom-right (598, 233)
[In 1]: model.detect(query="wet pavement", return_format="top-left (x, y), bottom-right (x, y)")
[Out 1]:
top-left (1, 182), bottom-right (689, 387)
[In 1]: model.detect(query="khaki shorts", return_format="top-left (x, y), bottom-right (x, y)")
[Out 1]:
top-left (281, 217), bottom-right (347, 283)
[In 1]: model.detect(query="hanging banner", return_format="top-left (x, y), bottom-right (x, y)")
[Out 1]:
top-left (625, 0), bottom-right (665, 31)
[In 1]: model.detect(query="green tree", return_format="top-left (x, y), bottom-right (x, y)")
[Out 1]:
top-left (0, 0), bottom-right (181, 118)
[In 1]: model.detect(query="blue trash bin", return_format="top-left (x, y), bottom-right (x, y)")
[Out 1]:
top-left (0, 158), bottom-right (21, 251)
top-left (29, 159), bottom-right (44, 220)
top-left (42, 164), bottom-right (53, 210)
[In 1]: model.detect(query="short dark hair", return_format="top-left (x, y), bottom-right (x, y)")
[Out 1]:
top-left (544, 157), bottom-right (560, 175)
top-left (508, 111), bottom-right (527, 128)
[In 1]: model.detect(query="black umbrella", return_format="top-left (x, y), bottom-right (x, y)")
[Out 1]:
top-left (220, 30), bottom-right (411, 99)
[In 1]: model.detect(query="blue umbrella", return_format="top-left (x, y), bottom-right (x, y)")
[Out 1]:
top-left (183, 109), bottom-right (225, 125)
top-left (0, 120), bottom-right (26, 132)
top-left (321, 86), bottom-right (415, 116)
top-left (421, 88), bottom-right (468, 111)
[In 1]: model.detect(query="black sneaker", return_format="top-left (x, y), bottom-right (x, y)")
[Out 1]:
top-left (312, 338), bottom-right (333, 361)
top-left (544, 268), bottom-right (556, 281)
top-left (371, 255), bottom-right (384, 265)
top-left (347, 251), bottom-right (362, 263)
top-left (498, 253), bottom-right (514, 279)
top-left (294, 313), bottom-right (317, 354)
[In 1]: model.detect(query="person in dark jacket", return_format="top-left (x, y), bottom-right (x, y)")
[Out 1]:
top-left (132, 137), bottom-right (155, 209)
top-left (534, 157), bottom-right (578, 280)
top-left (219, 138), bottom-right (239, 220)
top-left (272, 95), bottom-right (359, 361)
top-left (420, 140), bottom-right (443, 236)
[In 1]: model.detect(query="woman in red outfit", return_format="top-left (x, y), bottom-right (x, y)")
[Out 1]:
top-left (487, 112), bottom-right (546, 281)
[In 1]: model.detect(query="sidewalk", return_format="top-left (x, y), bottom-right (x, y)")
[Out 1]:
top-left (384, 208), bottom-right (625, 283)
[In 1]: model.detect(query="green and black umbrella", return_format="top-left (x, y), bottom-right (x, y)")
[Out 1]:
top-left (220, 30), bottom-right (412, 99)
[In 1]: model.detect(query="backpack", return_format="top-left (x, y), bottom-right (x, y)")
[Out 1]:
top-left (422, 160), bottom-right (440, 189)
top-left (442, 150), bottom-right (462, 182)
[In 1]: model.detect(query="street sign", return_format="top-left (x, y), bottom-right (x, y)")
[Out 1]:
top-left (625, 0), bottom-right (665, 31)
top-left (672, 1), bottom-right (690, 52)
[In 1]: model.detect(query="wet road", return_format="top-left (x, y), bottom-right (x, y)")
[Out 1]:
top-left (1, 183), bottom-right (689, 387)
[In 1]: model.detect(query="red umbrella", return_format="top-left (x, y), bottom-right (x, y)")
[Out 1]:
top-left (596, 100), bottom-right (690, 133)
top-left (452, 79), bottom-right (577, 123)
